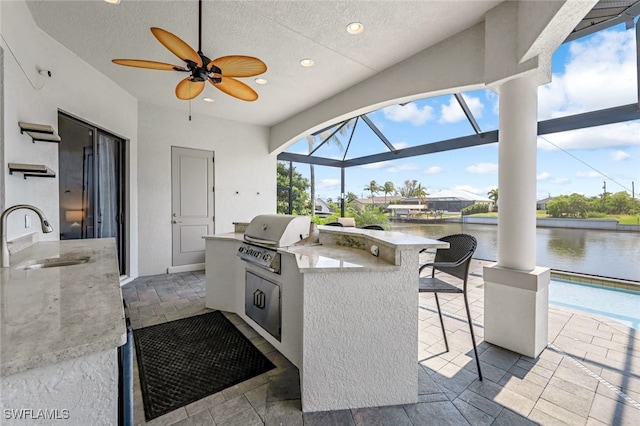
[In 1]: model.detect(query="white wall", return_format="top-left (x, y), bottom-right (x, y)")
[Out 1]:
top-left (1, 1), bottom-right (138, 274)
top-left (2, 1), bottom-right (275, 278)
top-left (0, 349), bottom-right (118, 426)
top-left (137, 102), bottom-right (274, 276)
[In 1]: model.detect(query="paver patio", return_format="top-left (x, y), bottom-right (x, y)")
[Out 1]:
top-left (122, 258), bottom-right (640, 425)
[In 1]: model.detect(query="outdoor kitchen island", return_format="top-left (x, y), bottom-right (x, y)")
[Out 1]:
top-left (204, 220), bottom-right (448, 412)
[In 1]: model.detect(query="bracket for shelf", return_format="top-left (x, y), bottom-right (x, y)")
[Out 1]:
top-left (8, 163), bottom-right (56, 179)
top-left (18, 121), bottom-right (61, 143)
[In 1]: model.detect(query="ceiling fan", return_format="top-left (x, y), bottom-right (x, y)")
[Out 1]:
top-left (112, 0), bottom-right (266, 102)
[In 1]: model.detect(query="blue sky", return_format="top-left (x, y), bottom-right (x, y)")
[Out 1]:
top-left (284, 22), bottom-right (640, 201)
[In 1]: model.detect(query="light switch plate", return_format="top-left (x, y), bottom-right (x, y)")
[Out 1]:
top-left (25, 214), bottom-right (31, 228)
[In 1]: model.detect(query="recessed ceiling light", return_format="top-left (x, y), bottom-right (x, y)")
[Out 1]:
top-left (104, 0), bottom-right (121, 4)
top-left (203, 97), bottom-right (214, 103)
top-left (254, 78), bottom-right (268, 85)
top-left (300, 58), bottom-right (314, 67)
top-left (346, 22), bottom-right (364, 35)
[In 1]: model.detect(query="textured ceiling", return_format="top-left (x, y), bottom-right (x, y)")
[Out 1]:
top-left (25, 0), bottom-right (502, 126)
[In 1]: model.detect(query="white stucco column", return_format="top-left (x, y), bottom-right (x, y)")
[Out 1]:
top-left (483, 75), bottom-right (550, 359)
top-left (496, 76), bottom-right (537, 270)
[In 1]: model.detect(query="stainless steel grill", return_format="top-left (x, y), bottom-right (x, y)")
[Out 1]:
top-left (236, 214), bottom-right (310, 274)
top-left (237, 243), bottom-right (281, 274)
top-left (243, 214), bottom-right (311, 248)
top-left (238, 214), bottom-right (310, 342)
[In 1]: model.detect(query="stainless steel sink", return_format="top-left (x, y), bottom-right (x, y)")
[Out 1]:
top-left (16, 256), bottom-right (90, 270)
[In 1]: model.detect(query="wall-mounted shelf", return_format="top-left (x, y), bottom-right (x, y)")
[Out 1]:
top-left (18, 121), bottom-right (61, 143)
top-left (8, 163), bottom-right (56, 179)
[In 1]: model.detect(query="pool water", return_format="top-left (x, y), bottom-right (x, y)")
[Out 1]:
top-left (549, 279), bottom-right (640, 331)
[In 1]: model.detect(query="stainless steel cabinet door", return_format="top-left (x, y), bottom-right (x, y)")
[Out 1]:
top-left (245, 271), bottom-right (281, 341)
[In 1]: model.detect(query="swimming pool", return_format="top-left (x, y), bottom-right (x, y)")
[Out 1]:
top-left (549, 279), bottom-right (640, 331)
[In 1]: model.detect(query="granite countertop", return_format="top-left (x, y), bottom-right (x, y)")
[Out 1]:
top-left (203, 232), bottom-right (245, 241)
top-left (204, 228), bottom-right (448, 273)
top-left (0, 238), bottom-right (126, 376)
top-left (281, 244), bottom-right (399, 273)
top-left (204, 228), bottom-right (447, 250)
top-left (317, 226), bottom-right (449, 250)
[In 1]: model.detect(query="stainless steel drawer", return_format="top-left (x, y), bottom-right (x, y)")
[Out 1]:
top-left (245, 270), bottom-right (281, 341)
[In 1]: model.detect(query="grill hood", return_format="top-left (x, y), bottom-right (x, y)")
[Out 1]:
top-left (244, 214), bottom-right (311, 247)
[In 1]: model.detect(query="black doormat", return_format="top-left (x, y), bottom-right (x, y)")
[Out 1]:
top-left (133, 311), bottom-right (275, 421)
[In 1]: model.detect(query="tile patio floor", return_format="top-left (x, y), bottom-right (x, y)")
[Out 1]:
top-left (122, 259), bottom-right (640, 425)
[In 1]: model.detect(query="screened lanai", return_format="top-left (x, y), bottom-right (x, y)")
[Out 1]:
top-left (277, 0), bottom-right (640, 217)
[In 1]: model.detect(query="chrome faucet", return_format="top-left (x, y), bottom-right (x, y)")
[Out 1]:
top-left (1, 205), bottom-right (54, 267)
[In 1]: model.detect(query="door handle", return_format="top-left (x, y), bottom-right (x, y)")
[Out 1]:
top-left (253, 290), bottom-right (266, 309)
top-left (172, 220), bottom-right (182, 224)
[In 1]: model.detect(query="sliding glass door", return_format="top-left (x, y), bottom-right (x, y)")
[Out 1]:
top-left (58, 113), bottom-right (126, 275)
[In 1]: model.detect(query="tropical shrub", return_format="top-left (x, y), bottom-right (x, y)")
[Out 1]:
top-left (461, 203), bottom-right (489, 216)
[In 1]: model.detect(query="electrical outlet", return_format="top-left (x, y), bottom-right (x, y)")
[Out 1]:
top-left (25, 214), bottom-right (31, 228)
top-left (370, 245), bottom-right (379, 257)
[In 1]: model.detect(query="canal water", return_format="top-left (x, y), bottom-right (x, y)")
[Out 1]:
top-left (390, 222), bottom-right (640, 282)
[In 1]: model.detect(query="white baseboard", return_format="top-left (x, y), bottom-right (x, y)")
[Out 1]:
top-left (119, 275), bottom-right (136, 286)
top-left (167, 263), bottom-right (205, 274)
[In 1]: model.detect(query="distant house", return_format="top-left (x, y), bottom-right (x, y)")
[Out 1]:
top-left (314, 198), bottom-right (333, 217)
top-left (350, 196), bottom-right (404, 208)
top-left (536, 196), bottom-right (554, 211)
top-left (407, 189), bottom-right (492, 212)
top-left (387, 204), bottom-right (428, 217)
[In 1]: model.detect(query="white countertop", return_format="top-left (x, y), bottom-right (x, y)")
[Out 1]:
top-left (0, 239), bottom-right (126, 376)
top-left (203, 227), bottom-right (447, 249)
top-left (282, 244), bottom-right (399, 272)
top-left (316, 226), bottom-right (448, 250)
top-left (204, 227), bottom-right (447, 273)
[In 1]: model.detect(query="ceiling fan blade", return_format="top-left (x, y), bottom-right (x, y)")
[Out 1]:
top-left (209, 56), bottom-right (267, 77)
top-left (151, 27), bottom-right (202, 67)
top-left (175, 77), bottom-right (205, 100)
top-left (210, 76), bottom-right (259, 102)
top-left (112, 59), bottom-right (186, 71)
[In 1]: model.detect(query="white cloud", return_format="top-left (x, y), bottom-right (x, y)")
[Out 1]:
top-left (537, 172), bottom-right (550, 181)
top-left (360, 161), bottom-right (390, 169)
top-left (537, 122), bottom-right (640, 151)
top-left (388, 163), bottom-right (419, 173)
top-left (393, 141), bottom-right (410, 149)
top-left (425, 166), bottom-right (443, 174)
top-left (439, 94), bottom-right (484, 124)
top-left (538, 29), bottom-right (637, 120)
top-left (611, 150), bottom-right (630, 162)
top-left (316, 179), bottom-right (340, 190)
top-left (485, 90), bottom-right (499, 116)
top-left (466, 162), bottom-right (498, 174)
top-left (576, 171), bottom-right (603, 178)
top-left (551, 177), bottom-right (571, 184)
top-left (382, 103), bottom-right (434, 126)
top-left (454, 185), bottom-right (482, 194)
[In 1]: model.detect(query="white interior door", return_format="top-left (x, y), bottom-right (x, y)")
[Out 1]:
top-left (171, 147), bottom-right (214, 266)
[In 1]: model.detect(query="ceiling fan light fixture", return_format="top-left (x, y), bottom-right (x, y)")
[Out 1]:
top-left (346, 22), bottom-right (364, 34)
top-left (254, 78), bottom-right (268, 85)
top-left (111, 0), bottom-right (266, 102)
top-left (103, 0), bottom-right (121, 4)
top-left (300, 58), bottom-right (315, 67)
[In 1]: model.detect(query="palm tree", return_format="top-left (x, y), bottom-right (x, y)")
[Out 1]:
top-left (364, 180), bottom-right (381, 207)
top-left (345, 192), bottom-right (358, 203)
top-left (414, 184), bottom-right (428, 211)
top-left (399, 179), bottom-right (419, 197)
top-left (488, 188), bottom-right (498, 212)
top-left (383, 181), bottom-right (395, 204)
top-left (306, 120), bottom-right (354, 216)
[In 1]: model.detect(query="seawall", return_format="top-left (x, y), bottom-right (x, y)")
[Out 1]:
top-left (389, 216), bottom-right (640, 231)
